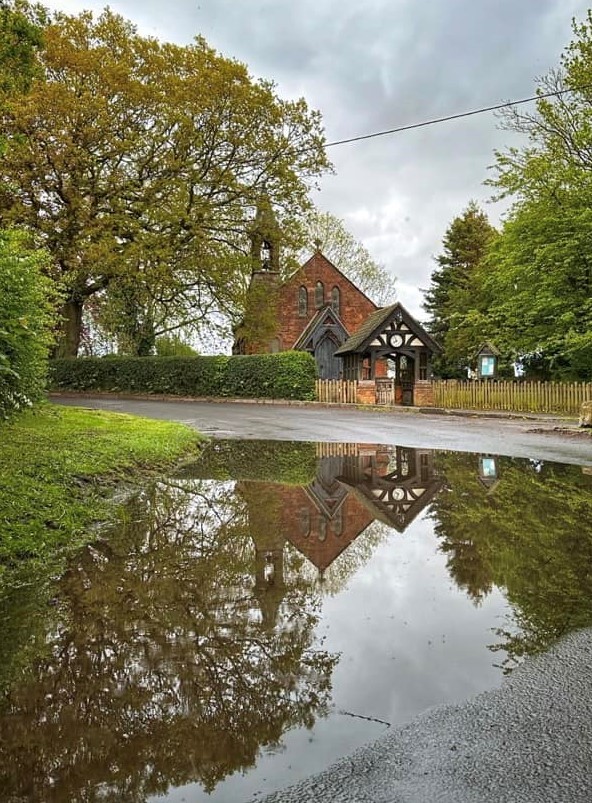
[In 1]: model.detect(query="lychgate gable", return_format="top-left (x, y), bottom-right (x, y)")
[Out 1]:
top-left (335, 302), bottom-right (441, 386)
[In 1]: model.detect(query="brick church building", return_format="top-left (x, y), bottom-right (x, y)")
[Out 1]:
top-left (234, 200), bottom-right (439, 399)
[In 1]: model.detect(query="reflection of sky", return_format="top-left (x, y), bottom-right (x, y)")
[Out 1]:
top-left (320, 514), bottom-right (509, 726)
top-left (152, 510), bottom-right (511, 803)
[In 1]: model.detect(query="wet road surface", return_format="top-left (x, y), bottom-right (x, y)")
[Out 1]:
top-left (52, 395), bottom-right (592, 466)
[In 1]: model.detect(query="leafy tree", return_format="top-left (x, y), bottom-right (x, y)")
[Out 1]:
top-left (154, 334), bottom-right (198, 357)
top-left (0, 6), bottom-right (330, 357)
top-left (0, 0), bottom-right (45, 97)
top-left (292, 208), bottom-right (396, 305)
top-left (486, 14), bottom-right (592, 379)
top-left (423, 202), bottom-right (496, 377)
top-left (482, 195), bottom-right (592, 379)
top-left (0, 229), bottom-right (56, 418)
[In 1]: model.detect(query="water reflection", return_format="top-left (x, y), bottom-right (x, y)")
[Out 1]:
top-left (0, 441), bottom-right (590, 802)
top-left (0, 477), bottom-right (337, 802)
top-left (431, 452), bottom-right (592, 668)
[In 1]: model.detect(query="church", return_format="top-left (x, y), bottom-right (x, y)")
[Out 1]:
top-left (234, 200), bottom-right (440, 404)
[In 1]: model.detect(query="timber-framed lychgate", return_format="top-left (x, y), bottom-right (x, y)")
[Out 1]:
top-left (334, 302), bottom-right (441, 406)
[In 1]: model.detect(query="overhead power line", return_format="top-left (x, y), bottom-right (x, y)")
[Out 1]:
top-left (324, 87), bottom-right (580, 148)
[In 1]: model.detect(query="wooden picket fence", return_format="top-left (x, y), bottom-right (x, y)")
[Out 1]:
top-left (432, 380), bottom-right (592, 416)
top-left (315, 379), bottom-right (358, 404)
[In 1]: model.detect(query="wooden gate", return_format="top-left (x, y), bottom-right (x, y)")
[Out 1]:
top-left (376, 378), bottom-right (396, 405)
top-left (401, 380), bottom-right (414, 406)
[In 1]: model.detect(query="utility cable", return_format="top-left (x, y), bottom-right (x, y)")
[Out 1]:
top-left (325, 86), bottom-right (584, 147)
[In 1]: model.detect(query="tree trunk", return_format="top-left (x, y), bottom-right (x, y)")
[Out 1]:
top-left (53, 299), bottom-right (83, 358)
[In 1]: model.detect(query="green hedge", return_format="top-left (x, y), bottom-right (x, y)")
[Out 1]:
top-left (49, 351), bottom-right (317, 401)
top-left (0, 230), bottom-right (56, 419)
top-left (178, 440), bottom-right (317, 485)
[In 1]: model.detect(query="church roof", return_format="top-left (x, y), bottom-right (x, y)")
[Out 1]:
top-left (334, 301), bottom-right (442, 356)
top-left (292, 305), bottom-right (349, 350)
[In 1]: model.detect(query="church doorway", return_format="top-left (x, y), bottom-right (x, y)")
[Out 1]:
top-left (315, 334), bottom-right (341, 379)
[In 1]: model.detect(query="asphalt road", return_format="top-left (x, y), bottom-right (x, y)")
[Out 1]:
top-left (52, 395), bottom-right (592, 466)
top-left (253, 627), bottom-right (592, 803)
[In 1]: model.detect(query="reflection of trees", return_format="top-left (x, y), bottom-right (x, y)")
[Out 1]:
top-left (431, 454), bottom-right (592, 667)
top-left (0, 479), bottom-right (337, 802)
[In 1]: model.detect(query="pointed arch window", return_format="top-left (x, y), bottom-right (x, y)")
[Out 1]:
top-left (331, 286), bottom-right (340, 315)
top-left (315, 280), bottom-right (324, 308)
top-left (298, 286), bottom-right (308, 317)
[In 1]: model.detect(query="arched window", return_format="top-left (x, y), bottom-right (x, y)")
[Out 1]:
top-left (298, 508), bottom-right (311, 537)
top-left (315, 280), bottom-right (324, 308)
top-left (298, 286), bottom-right (308, 317)
top-left (331, 286), bottom-right (340, 315)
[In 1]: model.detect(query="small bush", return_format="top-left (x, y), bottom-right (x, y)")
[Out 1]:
top-left (154, 335), bottom-right (199, 357)
top-left (49, 351), bottom-right (317, 401)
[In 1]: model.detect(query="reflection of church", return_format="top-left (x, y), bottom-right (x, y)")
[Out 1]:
top-left (246, 444), bottom-right (443, 625)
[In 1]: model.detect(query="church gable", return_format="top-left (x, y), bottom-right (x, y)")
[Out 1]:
top-left (277, 251), bottom-right (379, 351)
top-left (292, 306), bottom-right (349, 351)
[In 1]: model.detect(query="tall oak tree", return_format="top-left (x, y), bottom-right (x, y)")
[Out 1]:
top-left (0, 5), bottom-right (330, 356)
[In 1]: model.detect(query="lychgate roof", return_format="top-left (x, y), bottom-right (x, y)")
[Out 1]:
top-left (334, 301), bottom-right (441, 356)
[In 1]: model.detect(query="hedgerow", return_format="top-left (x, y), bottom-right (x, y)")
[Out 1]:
top-left (0, 230), bottom-right (56, 419)
top-left (49, 350), bottom-right (317, 401)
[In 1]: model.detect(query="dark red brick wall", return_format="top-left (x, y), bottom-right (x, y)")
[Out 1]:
top-left (276, 252), bottom-right (379, 349)
top-left (272, 485), bottom-right (375, 571)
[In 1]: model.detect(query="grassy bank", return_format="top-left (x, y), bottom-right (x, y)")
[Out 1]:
top-left (0, 404), bottom-right (202, 568)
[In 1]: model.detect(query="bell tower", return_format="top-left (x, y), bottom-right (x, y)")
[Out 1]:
top-left (249, 196), bottom-right (281, 273)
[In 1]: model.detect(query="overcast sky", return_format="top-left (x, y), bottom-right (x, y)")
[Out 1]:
top-left (44, 0), bottom-right (591, 317)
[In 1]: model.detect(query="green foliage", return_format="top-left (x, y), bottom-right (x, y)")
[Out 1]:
top-left (484, 14), bottom-right (592, 379)
top-left (0, 229), bottom-right (56, 418)
top-left (154, 335), bottom-right (198, 357)
top-left (0, 0), bottom-right (45, 97)
top-left (431, 452), bottom-right (592, 667)
top-left (0, 404), bottom-right (201, 567)
top-left (423, 202), bottom-right (497, 378)
top-left (180, 439), bottom-right (317, 485)
top-left (0, 5), bottom-right (330, 357)
top-left (482, 188), bottom-right (592, 380)
top-left (50, 351), bottom-right (318, 400)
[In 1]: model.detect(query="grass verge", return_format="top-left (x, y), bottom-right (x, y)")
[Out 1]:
top-left (0, 403), bottom-right (202, 569)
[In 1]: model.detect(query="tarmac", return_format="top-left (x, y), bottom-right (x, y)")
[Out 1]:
top-left (251, 627), bottom-right (592, 803)
top-left (51, 394), bottom-right (592, 466)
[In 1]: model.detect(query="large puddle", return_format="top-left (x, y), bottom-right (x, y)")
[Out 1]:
top-left (1, 440), bottom-right (591, 802)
